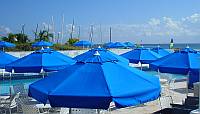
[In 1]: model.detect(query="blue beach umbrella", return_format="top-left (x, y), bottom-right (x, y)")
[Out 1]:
top-left (104, 42), bottom-right (114, 48)
top-left (73, 40), bottom-right (92, 47)
top-left (0, 41), bottom-right (15, 48)
top-left (150, 47), bottom-right (200, 74)
top-left (32, 40), bottom-right (53, 47)
top-left (0, 51), bottom-right (18, 69)
top-left (124, 42), bottom-right (134, 48)
top-left (121, 47), bottom-right (161, 64)
top-left (5, 48), bottom-right (75, 73)
top-left (74, 47), bottom-right (129, 65)
top-left (179, 46), bottom-right (197, 53)
top-left (109, 42), bottom-right (127, 48)
top-left (150, 47), bottom-right (200, 88)
top-left (151, 46), bottom-right (171, 57)
top-left (28, 50), bottom-right (161, 109)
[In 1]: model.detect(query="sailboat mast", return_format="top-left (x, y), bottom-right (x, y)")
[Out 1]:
top-left (109, 27), bottom-right (112, 43)
top-left (70, 18), bottom-right (75, 39)
top-left (61, 14), bottom-right (64, 44)
top-left (51, 16), bottom-right (55, 42)
top-left (90, 25), bottom-right (94, 43)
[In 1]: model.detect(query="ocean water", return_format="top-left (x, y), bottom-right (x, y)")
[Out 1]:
top-left (143, 43), bottom-right (200, 49)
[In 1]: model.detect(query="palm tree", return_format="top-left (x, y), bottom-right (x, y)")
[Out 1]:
top-left (1, 33), bottom-right (17, 43)
top-left (35, 30), bottom-right (53, 42)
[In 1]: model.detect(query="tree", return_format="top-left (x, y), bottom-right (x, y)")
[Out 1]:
top-left (2, 33), bottom-right (17, 43)
top-left (15, 33), bottom-right (29, 43)
top-left (1, 33), bottom-right (29, 44)
top-left (35, 30), bottom-right (53, 42)
top-left (67, 38), bottom-right (79, 45)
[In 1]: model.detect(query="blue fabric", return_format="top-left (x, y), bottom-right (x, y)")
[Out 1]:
top-left (73, 41), bottom-right (93, 47)
top-left (5, 48), bottom-right (75, 73)
top-left (74, 47), bottom-right (129, 65)
top-left (0, 51), bottom-right (18, 69)
top-left (109, 42), bottom-right (127, 48)
top-left (124, 42), bottom-right (134, 48)
top-left (150, 50), bottom-right (200, 88)
top-left (150, 51), bottom-right (200, 75)
top-left (151, 47), bottom-right (171, 57)
top-left (0, 41), bottom-right (15, 48)
top-left (32, 40), bottom-right (53, 47)
top-left (29, 50), bottom-right (161, 109)
top-left (121, 47), bottom-right (161, 64)
top-left (104, 42), bottom-right (114, 48)
top-left (180, 47), bottom-right (198, 53)
top-left (189, 71), bottom-right (199, 88)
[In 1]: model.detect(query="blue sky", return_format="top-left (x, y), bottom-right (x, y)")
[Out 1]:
top-left (0, 0), bottom-right (200, 44)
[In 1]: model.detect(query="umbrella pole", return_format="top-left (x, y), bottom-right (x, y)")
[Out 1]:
top-left (139, 62), bottom-right (142, 70)
top-left (97, 109), bottom-right (101, 114)
top-left (69, 108), bottom-right (72, 114)
top-left (186, 72), bottom-right (189, 97)
top-left (2, 69), bottom-right (4, 80)
top-left (9, 72), bottom-right (12, 97)
top-left (199, 70), bottom-right (200, 111)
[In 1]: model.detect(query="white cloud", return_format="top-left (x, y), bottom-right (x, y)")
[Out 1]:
top-left (182, 13), bottom-right (200, 23)
top-left (148, 18), bottom-right (160, 26)
top-left (0, 26), bottom-right (12, 35)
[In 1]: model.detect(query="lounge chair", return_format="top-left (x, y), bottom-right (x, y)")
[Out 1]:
top-left (159, 96), bottom-right (173, 109)
top-left (17, 98), bottom-right (49, 114)
top-left (21, 104), bottom-right (49, 114)
top-left (60, 108), bottom-right (69, 114)
top-left (13, 83), bottom-right (28, 98)
top-left (0, 92), bottom-right (20, 114)
top-left (70, 108), bottom-right (98, 114)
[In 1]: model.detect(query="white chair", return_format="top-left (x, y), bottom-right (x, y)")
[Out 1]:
top-left (0, 92), bottom-right (20, 114)
top-left (21, 104), bottom-right (48, 114)
top-left (60, 108), bottom-right (69, 114)
top-left (17, 97), bottom-right (50, 114)
top-left (159, 96), bottom-right (173, 109)
top-left (13, 83), bottom-right (28, 98)
top-left (70, 108), bottom-right (98, 114)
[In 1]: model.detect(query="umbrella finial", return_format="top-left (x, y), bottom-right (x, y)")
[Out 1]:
top-left (94, 51), bottom-right (100, 56)
top-left (40, 68), bottom-right (44, 73)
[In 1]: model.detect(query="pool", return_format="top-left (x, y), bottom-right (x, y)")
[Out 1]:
top-left (0, 78), bottom-right (41, 95)
top-left (0, 70), bottom-right (187, 95)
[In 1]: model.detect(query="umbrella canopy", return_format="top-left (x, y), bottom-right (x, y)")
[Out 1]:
top-left (124, 42), bottom-right (134, 48)
top-left (151, 47), bottom-right (171, 57)
top-left (104, 42), bottom-right (114, 48)
top-left (29, 50), bottom-right (161, 109)
top-left (73, 47), bottom-right (129, 65)
top-left (179, 46), bottom-right (197, 53)
top-left (109, 42), bottom-right (127, 48)
top-left (0, 51), bottom-right (18, 69)
top-left (150, 47), bottom-right (200, 75)
top-left (73, 40), bottom-right (92, 47)
top-left (5, 48), bottom-right (75, 73)
top-left (121, 47), bottom-right (161, 64)
top-left (32, 40), bottom-right (53, 47)
top-left (0, 41), bottom-right (15, 48)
